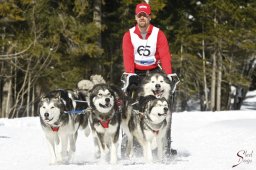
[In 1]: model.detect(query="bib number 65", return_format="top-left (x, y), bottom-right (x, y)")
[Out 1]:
top-left (137, 45), bottom-right (151, 56)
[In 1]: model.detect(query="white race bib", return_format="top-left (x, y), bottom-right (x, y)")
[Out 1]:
top-left (130, 26), bottom-right (159, 66)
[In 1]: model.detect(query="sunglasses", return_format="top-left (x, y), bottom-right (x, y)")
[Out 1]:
top-left (136, 13), bottom-right (149, 18)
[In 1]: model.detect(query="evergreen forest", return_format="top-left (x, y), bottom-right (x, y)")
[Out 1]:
top-left (0, 0), bottom-right (256, 118)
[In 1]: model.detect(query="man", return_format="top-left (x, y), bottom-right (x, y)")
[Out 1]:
top-left (122, 2), bottom-right (175, 92)
top-left (121, 2), bottom-right (178, 156)
top-left (122, 3), bottom-right (172, 75)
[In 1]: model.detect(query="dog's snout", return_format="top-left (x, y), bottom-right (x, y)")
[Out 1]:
top-left (164, 107), bottom-right (168, 112)
top-left (105, 98), bottom-right (110, 103)
top-left (155, 84), bottom-right (161, 89)
top-left (44, 112), bottom-right (49, 117)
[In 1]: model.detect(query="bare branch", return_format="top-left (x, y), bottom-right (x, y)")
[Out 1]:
top-left (0, 43), bottom-right (33, 59)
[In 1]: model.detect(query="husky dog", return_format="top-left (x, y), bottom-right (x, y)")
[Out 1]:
top-left (88, 84), bottom-right (124, 164)
top-left (123, 95), bottom-right (170, 163)
top-left (39, 89), bottom-right (89, 164)
top-left (138, 72), bottom-right (172, 101)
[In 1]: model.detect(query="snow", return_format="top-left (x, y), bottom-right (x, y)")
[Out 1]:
top-left (1, 91), bottom-right (256, 170)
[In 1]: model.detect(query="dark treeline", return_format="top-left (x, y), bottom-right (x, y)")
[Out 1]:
top-left (0, 0), bottom-right (256, 118)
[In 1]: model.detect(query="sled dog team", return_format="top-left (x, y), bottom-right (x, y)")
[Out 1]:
top-left (39, 73), bottom-right (174, 164)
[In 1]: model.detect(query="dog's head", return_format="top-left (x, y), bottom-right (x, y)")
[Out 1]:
top-left (140, 95), bottom-right (169, 124)
top-left (39, 91), bottom-right (66, 125)
top-left (142, 72), bottom-right (171, 98)
top-left (89, 84), bottom-right (117, 114)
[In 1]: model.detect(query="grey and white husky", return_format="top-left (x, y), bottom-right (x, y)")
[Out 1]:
top-left (88, 84), bottom-right (124, 164)
top-left (137, 72), bottom-right (175, 156)
top-left (123, 95), bottom-right (170, 163)
top-left (39, 89), bottom-right (89, 164)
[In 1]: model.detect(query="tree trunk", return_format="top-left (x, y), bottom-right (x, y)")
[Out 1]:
top-left (26, 72), bottom-right (31, 117)
top-left (93, 0), bottom-right (102, 47)
top-left (202, 39), bottom-right (208, 110)
top-left (2, 77), bottom-right (12, 118)
top-left (210, 51), bottom-right (216, 111)
top-left (93, 0), bottom-right (102, 73)
top-left (31, 85), bottom-right (35, 117)
top-left (210, 9), bottom-right (218, 111)
top-left (216, 50), bottom-right (222, 111)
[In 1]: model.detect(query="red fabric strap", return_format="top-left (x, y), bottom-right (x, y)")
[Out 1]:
top-left (99, 119), bottom-right (111, 128)
top-left (51, 127), bottom-right (59, 132)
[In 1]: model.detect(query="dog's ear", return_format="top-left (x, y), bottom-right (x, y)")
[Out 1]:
top-left (139, 95), bottom-right (156, 104)
top-left (139, 95), bottom-right (156, 112)
top-left (146, 101), bottom-right (152, 112)
top-left (40, 96), bottom-right (48, 102)
top-left (88, 89), bottom-right (96, 109)
top-left (51, 90), bottom-right (61, 100)
top-left (109, 84), bottom-right (124, 99)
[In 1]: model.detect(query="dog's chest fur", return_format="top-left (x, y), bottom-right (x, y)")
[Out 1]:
top-left (90, 110), bottom-right (121, 134)
top-left (131, 113), bottom-right (167, 140)
top-left (142, 121), bottom-right (167, 140)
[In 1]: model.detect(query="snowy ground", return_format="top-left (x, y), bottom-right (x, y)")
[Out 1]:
top-left (0, 91), bottom-right (256, 170)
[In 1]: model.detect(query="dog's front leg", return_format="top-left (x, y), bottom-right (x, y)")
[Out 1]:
top-left (156, 137), bottom-right (164, 161)
top-left (59, 134), bottom-right (69, 163)
top-left (45, 133), bottom-right (58, 165)
top-left (143, 141), bottom-right (153, 163)
top-left (125, 133), bottom-right (134, 158)
top-left (110, 138), bottom-right (118, 164)
top-left (93, 134), bottom-right (101, 159)
top-left (68, 132), bottom-right (77, 162)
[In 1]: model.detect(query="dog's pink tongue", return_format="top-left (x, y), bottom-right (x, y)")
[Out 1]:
top-left (99, 119), bottom-right (110, 128)
top-left (154, 90), bottom-right (161, 97)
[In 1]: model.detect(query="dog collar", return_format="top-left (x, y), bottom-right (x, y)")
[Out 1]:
top-left (93, 109), bottom-right (115, 129)
top-left (99, 119), bottom-right (111, 128)
top-left (51, 127), bottom-right (59, 132)
top-left (144, 117), bottom-right (166, 135)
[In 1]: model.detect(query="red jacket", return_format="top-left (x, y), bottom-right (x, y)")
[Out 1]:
top-left (122, 24), bottom-right (172, 74)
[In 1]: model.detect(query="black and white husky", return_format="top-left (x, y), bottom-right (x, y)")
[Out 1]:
top-left (39, 89), bottom-right (89, 164)
top-left (123, 95), bottom-right (170, 163)
top-left (88, 84), bottom-right (124, 164)
top-left (138, 72), bottom-right (172, 101)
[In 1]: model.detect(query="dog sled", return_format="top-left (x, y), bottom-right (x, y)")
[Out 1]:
top-left (121, 70), bottom-right (180, 157)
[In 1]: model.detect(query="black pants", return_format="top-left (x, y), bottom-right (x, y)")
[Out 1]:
top-left (135, 67), bottom-right (163, 77)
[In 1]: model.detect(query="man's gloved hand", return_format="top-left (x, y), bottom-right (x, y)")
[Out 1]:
top-left (167, 74), bottom-right (173, 82)
top-left (127, 74), bottom-right (140, 92)
top-left (167, 73), bottom-right (179, 82)
top-left (167, 73), bottom-right (180, 94)
top-left (121, 73), bottom-right (139, 92)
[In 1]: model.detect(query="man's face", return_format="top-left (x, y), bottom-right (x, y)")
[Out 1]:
top-left (135, 12), bottom-right (151, 29)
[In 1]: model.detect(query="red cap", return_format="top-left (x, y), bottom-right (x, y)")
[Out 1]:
top-left (135, 3), bottom-right (151, 15)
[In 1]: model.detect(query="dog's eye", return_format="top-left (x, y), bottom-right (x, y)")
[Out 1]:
top-left (160, 80), bottom-right (163, 83)
top-left (98, 93), bottom-right (102, 97)
top-left (50, 106), bottom-right (55, 109)
top-left (107, 93), bottom-right (111, 96)
top-left (151, 81), bottom-right (155, 83)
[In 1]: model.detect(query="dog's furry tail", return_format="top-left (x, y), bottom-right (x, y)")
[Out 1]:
top-left (90, 74), bottom-right (106, 85)
top-left (77, 80), bottom-right (94, 91)
top-left (77, 74), bottom-right (106, 91)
